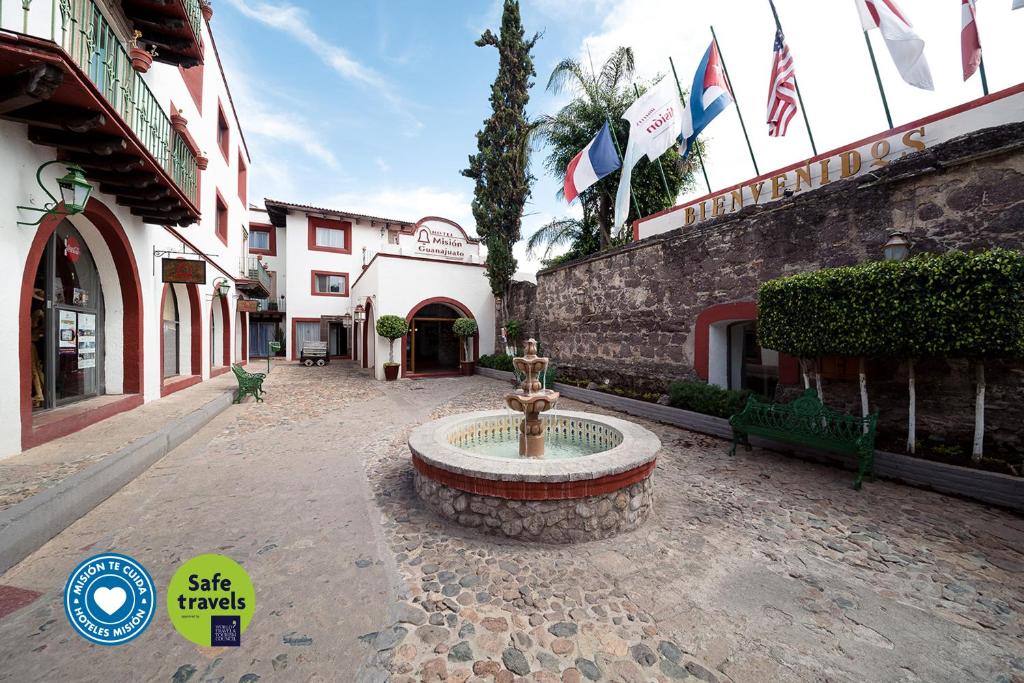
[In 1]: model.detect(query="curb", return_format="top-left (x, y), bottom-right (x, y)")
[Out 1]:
top-left (474, 367), bottom-right (1023, 512)
top-left (0, 389), bottom-right (236, 575)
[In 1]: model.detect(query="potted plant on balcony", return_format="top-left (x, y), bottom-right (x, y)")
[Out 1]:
top-left (129, 31), bottom-right (156, 73)
top-left (453, 317), bottom-right (478, 376)
top-left (376, 314), bottom-right (409, 381)
top-left (200, 0), bottom-right (214, 21)
top-left (196, 152), bottom-right (209, 171)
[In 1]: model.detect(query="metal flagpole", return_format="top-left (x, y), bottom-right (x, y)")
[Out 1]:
top-left (862, 29), bottom-right (894, 128)
top-left (668, 55), bottom-right (712, 195)
top-left (978, 56), bottom-right (990, 96)
top-left (767, 0), bottom-right (818, 155)
top-left (710, 25), bottom-right (760, 176)
top-left (633, 82), bottom-right (674, 205)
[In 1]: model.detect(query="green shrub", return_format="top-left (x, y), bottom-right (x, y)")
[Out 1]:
top-left (503, 319), bottom-right (522, 342)
top-left (452, 317), bottom-right (478, 337)
top-left (667, 381), bottom-right (755, 418)
top-left (758, 249), bottom-right (1024, 359)
top-left (375, 314), bottom-right (409, 364)
top-left (479, 353), bottom-right (515, 372)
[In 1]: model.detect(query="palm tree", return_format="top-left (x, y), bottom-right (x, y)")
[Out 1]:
top-left (533, 47), bottom-right (696, 258)
top-left (526, 216), bottom-right (599, 265)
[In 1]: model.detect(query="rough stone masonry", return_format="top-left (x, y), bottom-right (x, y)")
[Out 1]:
top-left (504, 123), bottom-right (1024, 454)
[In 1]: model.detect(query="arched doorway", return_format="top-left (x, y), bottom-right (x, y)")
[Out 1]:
top-left (163, 285), bottom-right (181, 378)
top-left (159, 281), bottom-right (202, 395)
top-left (404, 298), bottom-right (476, 377)
top-left (362, 299), bottom-right (375, 369)
top-left (19, 199), bottom-right (144, 449)
top-left (209, 293), bottom-right (230, 374)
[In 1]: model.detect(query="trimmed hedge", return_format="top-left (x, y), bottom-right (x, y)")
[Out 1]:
top-left (453, 317), bottom-right (478, 337)
top-left (668, 381), bottom-right (756, 419)
top-left (479, 353), bottom-right (515, 372)
top-left (758, 249), bottom-right (1024, 359)
top-left (375, 314), bottom-right (410, 340)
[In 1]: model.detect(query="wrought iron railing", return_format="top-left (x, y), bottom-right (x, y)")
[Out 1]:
top-left (239, 256), bottom-right (272, 293)
top-left (3, 0), bottom-right (199, 207)
top-left (181, 0), bottom-right (202, 43)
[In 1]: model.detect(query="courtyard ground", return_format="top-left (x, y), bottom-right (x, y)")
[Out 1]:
top-left (0, 364), bottom-right (1021, 682)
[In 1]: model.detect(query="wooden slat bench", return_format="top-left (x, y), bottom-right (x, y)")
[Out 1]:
top-left (728, 389), bottom-right (879, 489)
top-left (231, 364), bottom-right (265, 404)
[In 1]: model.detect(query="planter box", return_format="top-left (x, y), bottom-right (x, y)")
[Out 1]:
top-left (474, 366), bottom-right (1024, 512)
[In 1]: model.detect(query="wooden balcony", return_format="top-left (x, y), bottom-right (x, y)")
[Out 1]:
top-left (0, 0), bottom-right (199, 225)
top-left (119, 0), bottom-right (204, 67)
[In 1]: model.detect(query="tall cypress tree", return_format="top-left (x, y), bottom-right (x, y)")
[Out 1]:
top-left (462, 0), bottom-right (539, 315)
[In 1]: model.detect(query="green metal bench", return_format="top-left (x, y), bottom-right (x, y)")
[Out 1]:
top-left (231, 364), bottom-right (265, 404)
top-left (728, 389), bottom-right (879, 489)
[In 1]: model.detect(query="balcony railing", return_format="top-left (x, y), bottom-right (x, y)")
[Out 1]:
top-left (3, 0), bottom-right (199, 207)
top-left (240, 256), bottom-right (272, 293)
top-left (182, 0), bottom-right (203, 43)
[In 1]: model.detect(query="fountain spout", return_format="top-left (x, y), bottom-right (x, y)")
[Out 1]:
top-left (504, 338), bottom-right (560, 458)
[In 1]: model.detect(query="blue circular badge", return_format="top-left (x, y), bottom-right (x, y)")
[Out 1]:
top-left (63, 553), bottom-right (156, 645)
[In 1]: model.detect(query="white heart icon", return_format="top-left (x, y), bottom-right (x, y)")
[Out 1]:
top-left (93, 586), bottom-right (127, 615)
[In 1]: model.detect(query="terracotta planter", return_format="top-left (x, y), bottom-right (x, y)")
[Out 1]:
top-left (384, 364), bottom-right (400, 381)
top-left (200, 2), bottom-right (213, 21)
top-left (460, 361), bottom-right (476, 376)
top-left (130, 48), bottom-right (152, 73)
top-left (170, 111), bottom-right (188, 134)
top-left (196, 154), bottom-right (209, 170)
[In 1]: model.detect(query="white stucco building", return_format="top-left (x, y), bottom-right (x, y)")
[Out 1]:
top-left (261, 200), bottom-right (496, 381)
top-left (0, 0), bottom-right (259, 457)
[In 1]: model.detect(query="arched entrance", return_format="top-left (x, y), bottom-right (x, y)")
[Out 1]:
top-left (19, 199), bottom-right (144, 449)
top-left (209, 293), bottom-right (230, 374)
top-left (404, 297), bottom-right (476, 377)
top-left (159, 281), bottom-right (202, 395)
top-left (362, 299), bottom-right (375, 369)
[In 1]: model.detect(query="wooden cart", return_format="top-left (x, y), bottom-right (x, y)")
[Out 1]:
top-left (299, 341), bottom-right (329, 367)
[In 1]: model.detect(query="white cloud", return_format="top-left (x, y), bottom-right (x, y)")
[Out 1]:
top-left (317, 186), bottom-right (475, 232)
top-left (241, 104), bottom-right (340, 169)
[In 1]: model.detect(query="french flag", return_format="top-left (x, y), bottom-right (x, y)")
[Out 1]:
top-left (564, 121), bottom-right (621, 204)
top-left (680, 40), bottom-right (733, 158)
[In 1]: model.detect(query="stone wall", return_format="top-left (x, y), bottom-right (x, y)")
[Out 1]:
top-left (494, 280), bottom-right (539, 354)
top-left (508, 123), bottom-right (1024, 454)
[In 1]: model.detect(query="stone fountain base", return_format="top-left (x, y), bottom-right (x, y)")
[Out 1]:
top-left (408, 410), bottom-right (661, 543)
top-left (413, 470), bottom-right (653, 543)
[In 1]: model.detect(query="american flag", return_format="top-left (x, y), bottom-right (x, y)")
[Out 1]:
top-left (767, 28), bottom-right (798, 137)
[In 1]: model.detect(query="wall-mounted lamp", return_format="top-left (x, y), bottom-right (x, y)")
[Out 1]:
top-left (17, 161), bottom-right (94, 226)
top-left (342, 313), bottom-right (353, 329)
top-left (883, 231), bottom-right (911, 262)
top-left (354, 304), bottom-right (366, 323)
top-left (212, 278), bottom-right (231, 298)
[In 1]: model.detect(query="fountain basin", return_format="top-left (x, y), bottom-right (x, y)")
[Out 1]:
top-left (408, 410), bottom-right (661, 542)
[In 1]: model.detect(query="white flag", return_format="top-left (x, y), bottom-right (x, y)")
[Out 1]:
top-left (1014, 0), bottom-right (1024, 9)
top-left (855, 0), bottom-right (934, 90)
top-left (613, 80), bottom-right (687, 229)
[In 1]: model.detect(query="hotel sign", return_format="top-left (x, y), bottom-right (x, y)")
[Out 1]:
top-left (236, 299), bottom-right (259, 313)
top-left (416, 224), bottom-right (466, 261)
top-left (636, 84), bottom-right (1024, 240)
top-left (162, 258), bottom-right (206, 284)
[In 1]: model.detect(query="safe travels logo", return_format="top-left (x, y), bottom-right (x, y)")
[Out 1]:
top-left (63, 553), bottom-right (156, 646)
top-left (166, 554), bottom-right (256, 647)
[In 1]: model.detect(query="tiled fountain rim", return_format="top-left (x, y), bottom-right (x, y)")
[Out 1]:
top-left (408, 409), bottom-right (661, 483)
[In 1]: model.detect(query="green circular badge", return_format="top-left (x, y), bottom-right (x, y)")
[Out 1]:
top-left (166, 554), bottom-right (255, 647)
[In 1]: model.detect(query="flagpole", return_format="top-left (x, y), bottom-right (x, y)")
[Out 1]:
top-left (767, 0), bottom-right (818, 155)
top-left (633, 82), bottom-right (675, 206)
top-left (668, 55), bottom-right (712, 195)
top-left (862, 30), bottom-right (894, 128)
top-left (978, 56), bottom-right (990, 96)
top-left (710, 25), bottom-right (760, 176)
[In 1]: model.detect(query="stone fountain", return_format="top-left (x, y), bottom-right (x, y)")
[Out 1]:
top-left (407, 338), bottom-right (661, 543)
top-left (504, 339), bottom-right (559, 458)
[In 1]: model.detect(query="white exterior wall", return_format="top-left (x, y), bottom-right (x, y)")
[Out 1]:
top-left (0, 8), bottom-right (250, 456)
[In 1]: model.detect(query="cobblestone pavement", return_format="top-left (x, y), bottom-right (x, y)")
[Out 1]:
top-left (363, 377), bottom-right (1024, 683)
top-left (0, 367), bottom-right (1020, 682)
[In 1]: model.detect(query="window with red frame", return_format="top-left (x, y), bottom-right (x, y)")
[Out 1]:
top-left (215, 194), bottom-right (228, 244)
top-left (237, 153), bottom-right (247, 205)
top-left (311, 271), bottom-right (348, 296)
top-left (307, 217), bottom-right (351, 254)
top-left (249, 229), bottom-right (271, 251)
top-left (217, 105), bottom-right (229, 160)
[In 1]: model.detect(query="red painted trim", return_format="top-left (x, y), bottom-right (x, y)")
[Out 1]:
top-left (210, 367), bottom-right (229, 378)
top-left (412, 454), bottom-right (656, 501)
top-left (402, 297), bottom-right (478, 379)
top-left (213, 293), bottom-right (230, 372)
top-left (238, 310), bottom-right (248, 363)
top-left (23, 395), bottom-right (144, 451)
top-left (633, 80), bottom-right (1024, 240)
top-left (160, 374), bottom-right (202, 397)
top-left (247, 223), bottom-right (276, 256)
top-left (310, 270), bottom-right (350, 297)
top-left (178, 64), bottom-right (204, 114)
top-left (307, 217), bottom-right (352, 254)
top-left (693, 301), bottom-right (799, 386)
top-left (350, 252), bottom-right (485, 290)
top-left (290, 316), bottom-right (321, 361)
top-left (237, 152), bottom-right (247, 207)
top-left (216, 99), bottom-right (230, 162)
top-left (19, 199), bottom-right (144, 450)
top-left (361, 299), bottom-right (374, 369)
top-left (214, 190), bottom-right (228, 246)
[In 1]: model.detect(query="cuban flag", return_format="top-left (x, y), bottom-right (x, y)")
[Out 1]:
top-left (564, 122), bottom-right (621, 203)
top-left (680, 40), bottom-right (733, 158)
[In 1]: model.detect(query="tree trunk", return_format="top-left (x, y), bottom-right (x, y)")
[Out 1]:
top-left (907, 360), bottom-right (916, 454)
top-left (597, 192), bottom-right (611, 249)
top-left (859, 357), bottom-right (869, 434)
top-left (814, 358), bottom-right (824, 402)
top-left (973, 362), bottom-right (985, 461)
top-left (800, 358), bottom-right (810, 389)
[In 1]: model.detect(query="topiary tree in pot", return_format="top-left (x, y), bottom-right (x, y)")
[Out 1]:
top-left (375, 314), bottom-right (410, 381)
top-left (453, 317), bottom-right (479, 376)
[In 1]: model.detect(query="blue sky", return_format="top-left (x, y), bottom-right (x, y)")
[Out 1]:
top-left (215, 0), bottom-right (1024, 273)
